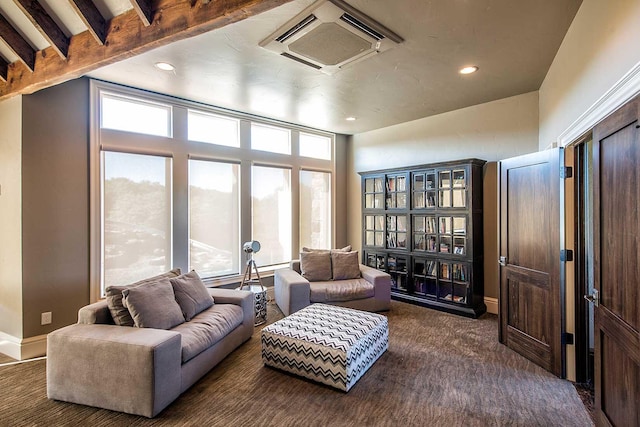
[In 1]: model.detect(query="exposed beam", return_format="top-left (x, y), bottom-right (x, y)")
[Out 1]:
top-left (13, 0), bottom-right (70, 59)
top-left (0, 12), bottom-right (36, 71)
top-left (68, 0), bottom-right (107, 45)
top-left (0, 57), bottom-right (7, 82)
top-left (130, 0), bottom-right (154, 27)
top-left (0, 0), bottom-right (293, 100)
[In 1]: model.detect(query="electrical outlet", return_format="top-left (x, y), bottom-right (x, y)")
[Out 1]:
top-left (41, 312), bottom-right (52, 325)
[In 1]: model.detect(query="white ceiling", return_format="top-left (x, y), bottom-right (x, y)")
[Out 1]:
top-left (2, 0), bottom-right (582, 135)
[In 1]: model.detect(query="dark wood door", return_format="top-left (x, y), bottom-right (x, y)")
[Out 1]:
top-left (592, 95), bottom-right (640, 427)
top-left (499, 148), bottom-right (563, 377)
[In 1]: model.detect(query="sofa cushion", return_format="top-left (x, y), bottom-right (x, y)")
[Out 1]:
top-left (171, 304), bottom-right (244, 363)
top-left (170, 271), bottom-right (214, 321)
top-left (106, 268), bottom-right (182, 326)
top-left (300, 251), bottom-right (332, 281)
top-left (122, 278), bottom-right (185, 330)
top-left (331, 251), bottom-right (361, 280)
top-left (309, 278), bottom-right (374, 303)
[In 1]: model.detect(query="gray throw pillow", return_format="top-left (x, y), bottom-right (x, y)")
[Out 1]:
top-left (331, 251), bottom-right (361, 280)
top-left (170, 270), bottom-right (214, 321)
top-left (300, 251), bottom-right (332, 281)
top-left (105, 268), bottom-right (181, 326)
top-left (302, 245), bottom-right (352, 253)
top-left (122, 278), bottom-right (185, 329)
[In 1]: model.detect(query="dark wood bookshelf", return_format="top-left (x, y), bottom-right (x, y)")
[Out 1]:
top-left (359, 158), bottom-right (486, 318)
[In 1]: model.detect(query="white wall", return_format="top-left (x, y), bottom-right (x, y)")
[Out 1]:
top-left (539, 0), bottom-right (640, 148)
top-left (0, 96), bottom-right (23, 342)
top-left (347, 91), bottom-right (540, 299)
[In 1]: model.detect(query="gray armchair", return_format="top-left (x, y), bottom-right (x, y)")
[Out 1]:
top-left (275, 261), bottom-right (391, 316)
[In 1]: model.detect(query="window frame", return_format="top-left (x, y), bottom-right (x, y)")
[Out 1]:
top-left (90, 80), bottom-right (335, 300)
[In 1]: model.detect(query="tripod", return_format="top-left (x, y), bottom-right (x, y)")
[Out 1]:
top-left (240, 256), bottom-right (265, 291)
top-left (239, 254), bottom-right (267, 325)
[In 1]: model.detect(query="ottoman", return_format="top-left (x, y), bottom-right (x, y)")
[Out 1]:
top-left (261, 303), bottom-right (388, 391)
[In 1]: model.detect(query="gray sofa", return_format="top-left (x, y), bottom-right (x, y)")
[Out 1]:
top-left (47, 287), bottom-right (254, 418)
top-left (275, 260), bottom-right (392, 316)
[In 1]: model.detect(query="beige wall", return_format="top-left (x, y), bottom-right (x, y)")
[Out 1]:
top-left (0, 96), bottom-right (23, 340)
top-left (21, 79), bottom-right (91, 337)
top-left (347, 91), bottom-right (540, 299)
top-left (539, 0), bottom-right (640, 148)
top-left (334, 134), bottom-right (349, 248)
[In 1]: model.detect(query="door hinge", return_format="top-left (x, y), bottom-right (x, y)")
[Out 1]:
top-left (560, 166), bottom-right (573, 179)
top-left (563, 332), bottom-right (574, 345)
top-left (560, 249), bottom-right (573, 262)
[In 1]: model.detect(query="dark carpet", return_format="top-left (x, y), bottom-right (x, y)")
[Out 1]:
top-left (0, 301), bottom-right (593, 426)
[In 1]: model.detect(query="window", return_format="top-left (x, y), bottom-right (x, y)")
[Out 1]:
top-left (92, 82), bottom-right (334, 297)
top-left (188, 110), bottom-right (240, 148)
top-left (101, 151), bottom-right (172, 291)
top-left (251, 165), bottom-right (292, 267)
top-left (300, 170), bottom-right (331, 249)
top-left (101, 93), bottom-right (171, 137)
top-left (251, 123), bottom-right (291, 154)
top-left (300, 132), bottom-right (331, 160)
top-left (189, 160), bottom-right (240, 276)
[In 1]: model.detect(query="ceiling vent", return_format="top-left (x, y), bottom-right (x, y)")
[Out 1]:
top-left (259, 0), bottom-right (403, 74)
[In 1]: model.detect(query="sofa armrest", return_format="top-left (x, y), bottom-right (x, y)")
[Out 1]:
top-left (360, 264), bottom-right (392, 304)
top-left (77, 300), bottom-right (114, 325)
top-left (207, 288), bottom-right (254, 332)
top-left (274, 268), bottom-right (310, 316)
top-left (47, 324), bottom-right (182, 418)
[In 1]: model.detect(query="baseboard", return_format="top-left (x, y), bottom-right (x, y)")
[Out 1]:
top-left (484, 297), bottom-right (498, 315)
top-left (0, 331), bottom-right (47, 361)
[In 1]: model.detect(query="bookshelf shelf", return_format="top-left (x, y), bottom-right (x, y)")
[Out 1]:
top-left (360, 158), bottom-right (486, 318)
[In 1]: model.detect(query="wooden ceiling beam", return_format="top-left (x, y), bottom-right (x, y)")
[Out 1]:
top-left (13, 0), bottom-right (70, 59)
top-left (68, 0), bottom-right (107, 46)
top-left (0, 57), bottom-right (8, 82)
top-left (0, 0), bottom-right (292, 100)
top-left (0, 12), bottom-right (36, 71)
top-left (130, 0), bottom-right (154, 27)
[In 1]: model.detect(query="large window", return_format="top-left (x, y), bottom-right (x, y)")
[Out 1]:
top-left (101, 151), bottom-right (172, 288)
top-left (251, 166), bottom-right (292, 267)
top-left (300, 170), bottom-right (331, 249)
top-left (93, 82), bottom-right (334, 296)
top-left (189, 160), bottom-right (240, 276)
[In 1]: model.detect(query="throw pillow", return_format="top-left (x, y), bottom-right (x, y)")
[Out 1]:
top-left (300, 251), bottom-right (332, 281)
top-left (170, 270), bottom-right (214, 321)
top-left (331, 251), bottom-right (361, 280)
top-left (122, 278), bottom-right (185, 329)
top-left (105, 268), bottom-right (181, 326)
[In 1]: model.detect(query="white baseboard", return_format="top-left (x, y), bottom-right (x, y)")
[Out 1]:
top-left (484, 297), bottom-right (498, 315)
top-left (0, 331), bottom-right (47, 361)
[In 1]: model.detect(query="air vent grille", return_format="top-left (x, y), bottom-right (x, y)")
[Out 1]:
top-left (280, 52), bottom-right (322, 69)
top-left (259, 0), bottom-right (403, 74)
top-left (276, 14), bottom-right (317, 43)
top-left (340, 13), bottom-right (384, 41)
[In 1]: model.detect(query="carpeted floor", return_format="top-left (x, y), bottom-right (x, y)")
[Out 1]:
top-left (0, 300), bottom-right (593, 426)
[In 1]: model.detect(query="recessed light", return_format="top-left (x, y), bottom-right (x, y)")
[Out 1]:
top-left (346, 117), bottom-right (357, 121)
top-left (155, 62), bottom-right (175, 71)
top-left (459, 66), bottom-right (478, 75)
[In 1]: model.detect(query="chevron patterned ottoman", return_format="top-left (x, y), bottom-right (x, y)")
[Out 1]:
top-left (261, 303), bottom-right (388, 391)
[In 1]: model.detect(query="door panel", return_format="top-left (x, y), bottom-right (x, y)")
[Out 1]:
top-left (499, 149), bottom-right (563, 377)
top-left (593, 95), bottom-right (640, 426)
